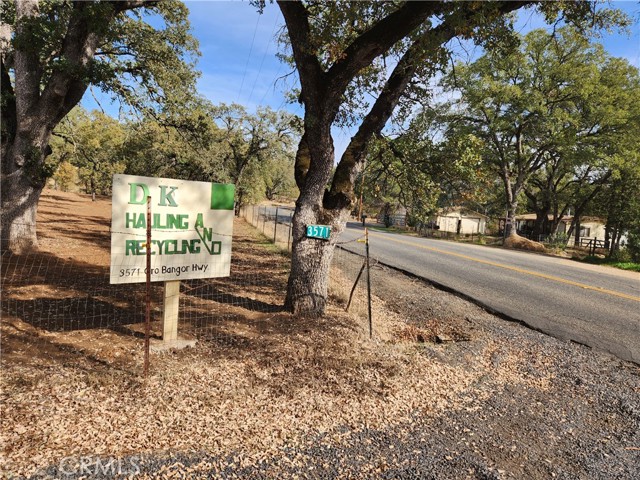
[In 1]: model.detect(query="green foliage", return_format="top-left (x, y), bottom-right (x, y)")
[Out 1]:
top-left (626, 228), bottom-right (640, 263)
top-left (118, 101), bottom-right (300, 209)
top-left (52, 161), bottom-right (79, 192)
top-left (1, 1), bottom-right (200, 119)
top-left (359, 108), bottom-right (494, 227)
top-left (264, 155), bottom-right (297, 201)
top-left (582, 255), bottom-right (640, 272)
top-left (91, 1), bottom-right (200, 119)
top-left (51, 107), bottom-right (126, 195)
top-left (440, 26), bottom-right (640, 237)
top-left (608, 248), bottom-right (632, 263)
top-left (361, 135), bottom-right (438, 227)
top-left (122, 115), bottom-right (223, 182)
top-left (546, 233), bottom-right (570, 251)
top-left (210, 104), bottom-right (300, 208)
top-left (613, 263), bottom-right (640, 272)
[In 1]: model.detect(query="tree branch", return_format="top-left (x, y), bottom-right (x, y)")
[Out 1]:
top-left (13, 0), bottom-right (42, 121)
top-left (277, 1), bottom-right (325, 111)
top-left (326, 2), bottom-right (444, 103)
top-left (325, 1), bottom-right (534, 210)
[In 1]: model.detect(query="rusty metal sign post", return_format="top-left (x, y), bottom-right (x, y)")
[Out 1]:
top-left (144, 195), bottom-right (151, 378)
top-left (365, 228), bottom-right (372, 339)
top-left (345, 228), bottom-right (373, 338)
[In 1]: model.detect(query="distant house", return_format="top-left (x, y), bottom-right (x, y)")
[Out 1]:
top-left (376, 206), bottom-right (407, 227)
top-left (431, 207), bottom-right (488, 235)
top-left (515, 214), bottom-right (607, 243)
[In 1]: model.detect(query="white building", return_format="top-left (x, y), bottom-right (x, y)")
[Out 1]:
top-left (432, 207), bottom-right (487, 235)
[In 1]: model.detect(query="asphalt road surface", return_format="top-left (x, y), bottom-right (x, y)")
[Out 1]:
top-left (337, 222), bottom-right (640, 364)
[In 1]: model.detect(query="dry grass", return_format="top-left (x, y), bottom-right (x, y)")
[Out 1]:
top-left (503, 233), bottom-right (546, 253)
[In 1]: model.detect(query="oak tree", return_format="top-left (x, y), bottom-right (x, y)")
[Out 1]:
top-left (1, 0), bottom-right (199, 252)
top-left (275, 0), bottom-right (624, 315)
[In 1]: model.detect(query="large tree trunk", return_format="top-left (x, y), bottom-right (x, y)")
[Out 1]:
top-left (1, 124), bottom-right (51, 253)
top-left (285, 200), bottom-right (346, 314)
top-left (1, 167), bottom-right (43, 253)
top-left (1, 0), bottom-right (125, 253)
top-left (531, 201), bottom-right (552, 239)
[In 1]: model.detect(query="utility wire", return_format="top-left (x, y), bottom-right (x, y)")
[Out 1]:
top-left (248, 14), bottom-right (280, 106)
top-left (237, 13), bottom-right (262, 103)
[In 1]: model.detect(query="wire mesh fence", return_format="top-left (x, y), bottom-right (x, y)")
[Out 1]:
top-left (239, 204), bottom-right (295, 252)
top-left (2, 205), bottom-right (374, 376)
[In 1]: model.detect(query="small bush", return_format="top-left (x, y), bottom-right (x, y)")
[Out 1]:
top-left (626, 229), bottom-right (640, 263)
top-left (609, 248), bottom-right (632, 263)
top-left (546, 232), bottom-right (569, 251)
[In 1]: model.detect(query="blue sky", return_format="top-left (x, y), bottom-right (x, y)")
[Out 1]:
top-left (83, 0), bottom-right (640, 155)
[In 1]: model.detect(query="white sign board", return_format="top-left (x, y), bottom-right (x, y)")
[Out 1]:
top-left (110, 174), bottom-right (235, 284)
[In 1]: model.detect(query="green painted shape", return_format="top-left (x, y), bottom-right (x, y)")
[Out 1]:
top-left (211, 184), bottom-right (235, 210)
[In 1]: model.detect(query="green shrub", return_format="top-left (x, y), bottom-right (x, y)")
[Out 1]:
top-left (609, 248), bottom-right (632, 263)
top-left (626, 229), bottom-right (640, 263)
top-left (546, 232), bottom-right (569, 251)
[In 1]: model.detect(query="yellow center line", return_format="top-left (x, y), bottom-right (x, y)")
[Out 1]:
top-left (368, 231), bottom-right (640, 303)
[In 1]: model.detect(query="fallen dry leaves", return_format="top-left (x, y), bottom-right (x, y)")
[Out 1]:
top-left (0, 190), bottom-right (609, 478)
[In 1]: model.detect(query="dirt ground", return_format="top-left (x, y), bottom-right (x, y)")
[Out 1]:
top-left (1, 189), bottom-right (639, 479)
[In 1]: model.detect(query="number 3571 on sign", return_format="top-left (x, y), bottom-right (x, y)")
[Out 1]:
top-left (306, 224), bottom-right (331, 240)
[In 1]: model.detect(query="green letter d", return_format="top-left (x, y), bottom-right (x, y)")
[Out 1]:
top-left (128, 183), bottom-right (150, 205)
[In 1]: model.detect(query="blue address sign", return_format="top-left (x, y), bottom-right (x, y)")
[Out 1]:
top-left (306, 224), bottom-right (331, 240)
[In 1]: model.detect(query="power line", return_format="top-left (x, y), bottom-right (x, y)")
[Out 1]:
top-left (236, 13), bottom-right (261, 103)
top-left (248, 14), bottom-right (280, 106)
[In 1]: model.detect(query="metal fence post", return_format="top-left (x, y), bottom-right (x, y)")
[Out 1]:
top-left (365, 228), bottom-right (372, 339)
top-left (274, 207), bottom-right (278, 244)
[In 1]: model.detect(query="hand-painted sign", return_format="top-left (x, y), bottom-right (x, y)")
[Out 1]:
top-left (306, 224), bottom-right (331, 240)
top-left (110, 174), bottom-right (235, 284)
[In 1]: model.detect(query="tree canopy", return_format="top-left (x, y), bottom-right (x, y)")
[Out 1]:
top-left (274, 0), bottom-right (629, 315)
top-left (440, 26), bottom-right (640, 238)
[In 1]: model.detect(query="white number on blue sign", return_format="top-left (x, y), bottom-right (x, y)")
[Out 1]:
top-left (306, 225), bottom-right (331, 240)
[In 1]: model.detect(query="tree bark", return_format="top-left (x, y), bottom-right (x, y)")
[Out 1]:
top-left (285, 203), bottom-right (346, 314)
top-left (1, 168), bottom-right (43, 253)
top-left (572, 216), bottom-right (581, 248)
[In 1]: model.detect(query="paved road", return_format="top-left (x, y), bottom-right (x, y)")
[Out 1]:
top-left (337, 222), bottom-right (640, 364)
